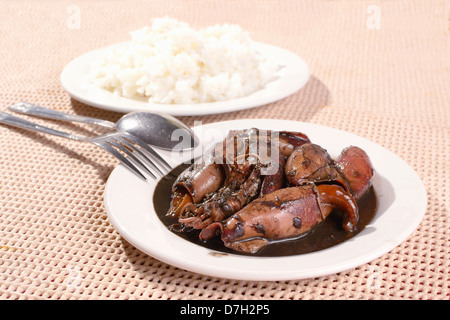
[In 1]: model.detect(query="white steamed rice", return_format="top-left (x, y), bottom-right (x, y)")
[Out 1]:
top-left (87, 17), bottom-right (280, 104)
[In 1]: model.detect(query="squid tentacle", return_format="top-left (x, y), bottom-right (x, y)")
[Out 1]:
top-left (199, 184), bottom-right (359, 254)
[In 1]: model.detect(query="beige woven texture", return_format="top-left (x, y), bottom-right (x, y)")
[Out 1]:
top-left (0, 0), bottom-right (448, 300)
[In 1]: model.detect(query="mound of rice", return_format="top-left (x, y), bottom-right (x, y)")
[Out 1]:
top-left (87, 17), bottom-right (280, 104)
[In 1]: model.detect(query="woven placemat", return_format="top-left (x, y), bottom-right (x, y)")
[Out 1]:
top-left (0, 0), bottom-right (448, 299)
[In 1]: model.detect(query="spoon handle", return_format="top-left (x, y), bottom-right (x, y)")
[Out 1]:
top-left (8, 102), bottom-right (116, 128)
top-left (0, 111), bottom-right (85, 141)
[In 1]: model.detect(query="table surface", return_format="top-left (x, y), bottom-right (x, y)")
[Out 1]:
top-left (0, 0), bottom-right (448, 300)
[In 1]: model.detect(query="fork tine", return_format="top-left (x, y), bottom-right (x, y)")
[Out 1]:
top-left (95, 141), bottom-right (148, 181)
top-left (120, 132), bottom-right (172, 171)
top-left (113, 136), bottom-right (164, 177)
top-left (107, 138), bottom-right (158, 179)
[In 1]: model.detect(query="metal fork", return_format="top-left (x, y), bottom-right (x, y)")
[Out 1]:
top-left (0, 111), bottom-right (171, 181)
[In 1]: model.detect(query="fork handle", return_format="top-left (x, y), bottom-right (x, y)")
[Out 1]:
top-left (8, 102), bottom-right (116, 128)
top-left (0, 111), bottom-right (85, 141)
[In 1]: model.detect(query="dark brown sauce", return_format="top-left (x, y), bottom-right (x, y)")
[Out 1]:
top-left (153, 162), bottom-right (378, 257)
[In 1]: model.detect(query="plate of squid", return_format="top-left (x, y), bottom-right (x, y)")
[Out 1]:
top-left (104, 119), bottom-right (427, 281)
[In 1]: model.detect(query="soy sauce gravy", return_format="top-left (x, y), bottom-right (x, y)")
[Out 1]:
top-left (153, 163), bottom-right (378, 257)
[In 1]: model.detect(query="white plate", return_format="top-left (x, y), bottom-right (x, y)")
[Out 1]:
top-left (104, 119), bottom-right (427, 281)
top-left (60, 42), bottom-right (310, 116)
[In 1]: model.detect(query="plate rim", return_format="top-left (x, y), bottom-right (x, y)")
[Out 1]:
top-left (104, 119), bottom-right (428, 281)
top-left (60, 42), bottom-right (310, 116)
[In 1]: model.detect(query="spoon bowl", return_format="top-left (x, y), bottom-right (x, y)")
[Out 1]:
top-left (115, 111), bottom-right (199, 151)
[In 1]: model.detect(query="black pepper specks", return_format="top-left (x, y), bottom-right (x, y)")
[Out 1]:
top-left (293, 217), bottom-right (302, 228)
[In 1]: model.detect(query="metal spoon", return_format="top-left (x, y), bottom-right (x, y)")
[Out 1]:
top-left (8, 102), bottom-right (199, 151)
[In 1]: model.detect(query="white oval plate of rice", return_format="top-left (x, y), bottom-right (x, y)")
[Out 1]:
top-left (60, 42), bottom-right (309, 116)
